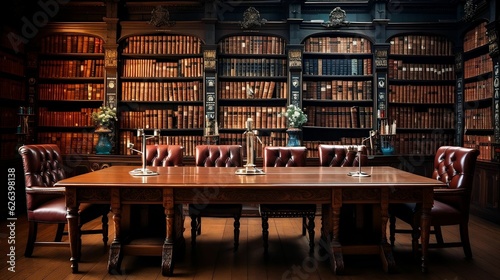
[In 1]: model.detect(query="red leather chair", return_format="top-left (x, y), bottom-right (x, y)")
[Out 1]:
top-left (145, 144), bottom-right (184, 166)
top-left (260, 146), bottom-right (316, 253)
top-left (190, 145), bottom-right (243, 250)
top-left (389, 146), bottom-right (480, 259)
top-left (318, 144), bottom-right (368, 167)
top-left (18, 144), bottom-right (109, 257)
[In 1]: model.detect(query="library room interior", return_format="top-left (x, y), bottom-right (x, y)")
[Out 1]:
top-left (2, 0), bottom-right (500, 279)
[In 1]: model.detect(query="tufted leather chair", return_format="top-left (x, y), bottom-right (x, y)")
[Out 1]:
top-left (389, 146), bottom-right (480, 259)
top-left (18, 144), bottom-right (109, 257)
top-left (259, 146), bottom-right (316, 254)
top-left (145, 144), bottom-right (184, 166)
top-left (189, 145), bottom-right (243, 250)
top-left (318, 144), bottom-right (368, 167)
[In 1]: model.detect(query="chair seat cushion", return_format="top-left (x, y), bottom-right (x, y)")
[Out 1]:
top-left (188, 204), bottom-right (242, 217)
top-left (259, 204), bottom-right (316, 217)
top-left (392, 201), bottom-right (462, 226)
top-left (29, 196), bottom-right (67, 222)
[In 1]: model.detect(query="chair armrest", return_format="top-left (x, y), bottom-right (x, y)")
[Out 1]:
top-left (26, 186), bottom-right (65, 195)
top-left (433, 187), bottom-right (466, 197)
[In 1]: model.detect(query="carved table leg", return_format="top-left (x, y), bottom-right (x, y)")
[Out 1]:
top-left (380, 188), bottom-right (396, 273)
top-left (330, 189), bottom-right (344, 274)
top-left (66, 188), bottom-right (79, 273)
top-left (162, 188), bottom-right (175, 276)
top-left (420, 188), bottom-right (433, 273)
top-left (108, 189), bottom-right (122, 274)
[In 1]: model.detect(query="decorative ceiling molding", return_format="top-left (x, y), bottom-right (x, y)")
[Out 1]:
top-left (239, 7), bottom-right (267, 30)
top-left (323, 7), bottom-right (349, 28)
top-left (462, 0), bottom-right (476, 22)
top-left (148, 5), bottom-right (176, 27)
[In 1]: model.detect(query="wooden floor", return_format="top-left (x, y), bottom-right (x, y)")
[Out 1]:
top-left (1, 213), bottom-right (500, 280)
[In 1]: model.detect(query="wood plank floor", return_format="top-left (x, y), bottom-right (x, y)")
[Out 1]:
top-left (1, 213), bottom-right (500, 280)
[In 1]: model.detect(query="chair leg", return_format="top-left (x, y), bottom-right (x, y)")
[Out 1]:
top-left (306, 213), bottom-right (315, 254)
top-left (302, 216), bottom-right (307, 236)
top-left (389, 214), bottom-right (396, 246)
top-left (459, 223), bottom-right (473, 259)
top-left (190, 215), bottom-right (198, 248)
top-left (55, 223), bottom-right (65, 242)
top-left (233, 215), bottom-right (240, 251)
top-left (434, 225), bottom-right (444, 245)
top-left (25, 221), bottom-right (37, 257)
top-left (262, 214), bottom-right (269, 253)
top-left (197, 216), bottom-right (202, 235)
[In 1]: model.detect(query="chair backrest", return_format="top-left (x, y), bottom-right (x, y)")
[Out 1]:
top-left (195, 145), bottom-right (243, 167)
top-left (318, 144), bottom-right (367, 167)
top-left (263, 146), bottom-right (307, 167)
top-left (145, 145), bottom-right (184, 166)
top-left (432, 146), bottom-right (480, 211)
top-left (18, 144), bottom-right (67, 212)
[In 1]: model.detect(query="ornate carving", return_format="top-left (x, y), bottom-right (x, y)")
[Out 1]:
top-left (149, 5), bottom-right (175, 27)
top-left (203, 49), bottom-right (217, 71)
top-left (487, 27), bottom-right (499, 57)
top-left (342, 188), bottom-right (380, 201)
top-left (323, 7), bottom-right (349, 28)
top-left (288, 49), bottom-right (302, 68)
top-left (463, 0), bottom-right (476, 22)
top-left (121, 188), bottom-right (163, 201)
top-left (240, 7), bottom-right (267, 29)
top-left (105, 49), bottom-right (117, 67)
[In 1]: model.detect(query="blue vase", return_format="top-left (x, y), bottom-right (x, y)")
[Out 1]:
top-left (95, 131), bottom-right (112, 155)
top-left (286, 128), bottom-right (302, 147)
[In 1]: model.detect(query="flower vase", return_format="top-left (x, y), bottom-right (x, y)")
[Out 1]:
top-left (286, 128), bottom-right (302, 147)
top-left (95, 127), bottom-right (112, 155)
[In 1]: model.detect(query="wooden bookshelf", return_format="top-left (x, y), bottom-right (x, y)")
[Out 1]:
top-left (388, 34), bottom-right (456, 155)
top-left (119, 34), bottom-right (204, 156)
top-left (35, 34), bottom-right (105, 155)
top-left (217, 34), bottom-right (288, 156)
top-left (301, 35), bottom-right (374, 151)
top-left (462, 21), bottom-right (495, 161)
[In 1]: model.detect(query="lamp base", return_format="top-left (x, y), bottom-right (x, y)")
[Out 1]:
top-left (348, 171), bottom-right (371, 177)
top-left (235, 164), bottom-right (265, 175)
top-left (129, 168), bottom-right (159, 176)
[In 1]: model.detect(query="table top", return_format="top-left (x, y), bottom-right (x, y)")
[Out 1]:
top-left (55, 165), bottom-right (444, 189)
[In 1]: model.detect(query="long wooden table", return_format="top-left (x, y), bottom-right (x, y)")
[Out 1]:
top-left (56, 165), bottom-right (441, 276)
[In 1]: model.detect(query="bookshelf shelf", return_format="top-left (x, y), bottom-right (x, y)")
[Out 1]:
top-left (387, 34), bottom-right (456, 155)
top-left (462, 21), bottom-right (495, 162)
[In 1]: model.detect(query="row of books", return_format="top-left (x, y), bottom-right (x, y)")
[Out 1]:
top-left (464, 78), bottom-right (493, 101)
top-left (38, 107), bottom-right (95, 127)
top-left (38, 83), bottom-right (104, 101)
top-left (37, 132), bottom-right (98, 155)
top-left (464, 54), bottom-right (493, 79)
top-left (304, 106), bottom-right (373, 128)
top-left (218, 106), bottom-right (286, 129)
top-left (463, 22), bottom-right (488, 52)
top-left (0, 108), bottom-right (17, 128)
top-left (464, 135), bottom-right (494, 161)
top-left (218, 81), bottom-right (286, 99)
top-left (395, 133), bottom-right (455, 155)
top-left (121, 81), bottom-right (203, 102)
top-left (219, 36), bottom-right (286, 55)
top-left (217, 58), bottom-right (287, 77)
top-left (388, 60), bottom-right (455, 80)
top-left (304, 37), bottom-right (371, 54)
top-left (464, 108), bottom-right (494, 130)
top-left (39, 59), bottom-right (104, 78)
top-left (120, 106), bottom-right (204, 129)
top-left (0, 78), bottom-right (24, 100)
top-left (303, 58), bottom-right (373, 76)
top-left (388, 107), bottom-right (455, 129)
top-left (39, 35), bottom-right (104, 54)
top-left (0, 134), bottom-right (17, 160)
top-left (388, 85), bottom-right (455, 104)
top-left (389, 35), bottom-right (453, 56)
top-left (303, 80), bottom-right (373, 101)
top-left (121, 58), bottom-right (203, 78)
top-left (122, 35), bottom-right (202, 55)
top-left (0, 51), bottom-right (24, 76)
